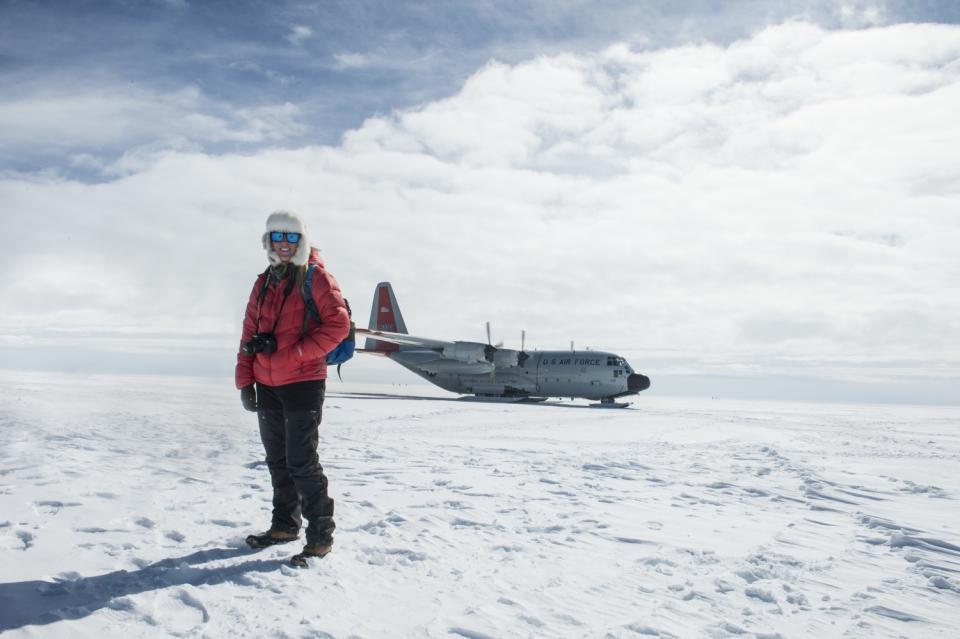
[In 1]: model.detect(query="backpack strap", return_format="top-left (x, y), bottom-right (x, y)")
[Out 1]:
top-left (300, 265), bottom-right (356, 382)
top-left (301, 264), bottom-right (320, 338)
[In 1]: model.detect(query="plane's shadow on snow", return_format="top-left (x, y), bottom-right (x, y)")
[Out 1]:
top-left (0, 546), bottom-right (284, 631)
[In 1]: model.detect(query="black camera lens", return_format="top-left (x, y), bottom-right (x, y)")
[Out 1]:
top-left (261, 334), bottom-right (277, 354)
top-left (241, 332), bottom-right (277, 355)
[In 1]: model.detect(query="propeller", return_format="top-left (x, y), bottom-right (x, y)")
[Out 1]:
top-left (485, 321), bottom-right (497, 379)
top-left (487, 322), bottom-right (534, 376)
top-left (518, 329), bottom-right (530, 367)
top-left (484, 321), bottom-right (503, 360)
top-left (484, 321), bottom-right (496, 363)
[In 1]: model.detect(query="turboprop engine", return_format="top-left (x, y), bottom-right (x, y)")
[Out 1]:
top-left (491, 349), bottom-right (520, 368)
top-left (441, 343), bottom-right (488, 364)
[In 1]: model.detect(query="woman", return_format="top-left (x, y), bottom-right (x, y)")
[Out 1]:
top-left (236, 210), bottom-right (350, 567)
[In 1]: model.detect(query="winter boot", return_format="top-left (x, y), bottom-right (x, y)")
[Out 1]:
top-left (290, 541), bottom-right (333, 567)
top-left (245, 529), bottom-right (299, 549)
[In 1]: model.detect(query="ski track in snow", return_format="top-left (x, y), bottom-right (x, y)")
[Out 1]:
top-left (0, 371), bottom-right (959, 638)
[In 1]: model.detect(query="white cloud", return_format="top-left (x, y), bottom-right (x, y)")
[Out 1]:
top-left (286, 25), bottom-right (313, 46)
top-left (331, 50), bottom-right (439, 72)
top-left (0, 85), bottom-right (306, 169)
top-left (838, 2), bottom-right (887, 27)
top-left (332, 52), bottom-right (374, 69)
top-left (3, 22), bottom-right (960, 394)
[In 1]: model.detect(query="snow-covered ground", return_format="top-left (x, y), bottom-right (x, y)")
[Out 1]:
top-left (1, 370), bottom-right (958, 638)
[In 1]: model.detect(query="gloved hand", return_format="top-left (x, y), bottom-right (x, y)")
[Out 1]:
top-left (240, 385), bottom-right (257, 412)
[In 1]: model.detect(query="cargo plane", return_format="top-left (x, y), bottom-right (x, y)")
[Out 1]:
top-left (356, 283), bottom-right (650, 407)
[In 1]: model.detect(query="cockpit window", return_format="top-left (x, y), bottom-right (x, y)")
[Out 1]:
top-left (608, 356), bottom-right (633, 371)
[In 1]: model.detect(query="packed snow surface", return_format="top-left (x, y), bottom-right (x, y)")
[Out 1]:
top-left (1, 371), bottom-right (958, 638)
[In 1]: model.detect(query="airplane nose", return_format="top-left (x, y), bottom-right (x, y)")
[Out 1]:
top-left (627, 374), bottom-right (650, 392)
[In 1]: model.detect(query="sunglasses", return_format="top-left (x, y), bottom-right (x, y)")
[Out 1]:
top-left (270, 231), bottom-right (301, 243)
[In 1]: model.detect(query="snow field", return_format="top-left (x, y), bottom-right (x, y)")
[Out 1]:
top-left (1, 371), bottom-right (959, 638)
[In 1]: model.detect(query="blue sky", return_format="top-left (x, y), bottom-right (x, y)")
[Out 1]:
top-left (2, 1), bottom-right (960, 404)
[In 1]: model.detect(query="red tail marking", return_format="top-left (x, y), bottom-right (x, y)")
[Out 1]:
top-left (374, 286), bottom-right (399, 352)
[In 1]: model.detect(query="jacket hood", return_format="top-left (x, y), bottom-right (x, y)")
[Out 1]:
top-left (262, 210), bottom-right (311, 266)
top-left (307, 246), bottom-right (324, 267)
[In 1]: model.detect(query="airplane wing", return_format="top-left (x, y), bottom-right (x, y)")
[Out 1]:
top-left (356, 327), bottom-right (453, 351)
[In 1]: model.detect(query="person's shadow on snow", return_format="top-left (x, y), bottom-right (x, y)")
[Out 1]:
top-left (0, 547), bottom-right (287, 631)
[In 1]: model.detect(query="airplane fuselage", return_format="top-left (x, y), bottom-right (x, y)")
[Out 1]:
top-left (387, 348), bottom-right (648, 401)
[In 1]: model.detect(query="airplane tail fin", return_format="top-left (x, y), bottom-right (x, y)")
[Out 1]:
top-left (366, 282), bottom-right (408, 352)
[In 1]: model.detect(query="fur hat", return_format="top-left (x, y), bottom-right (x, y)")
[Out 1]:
top-left (262, 210), bottom-right (310, 266)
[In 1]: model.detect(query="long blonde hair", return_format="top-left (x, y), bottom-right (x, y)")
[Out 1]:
top-left (269, 262), bottom-right (308, 293)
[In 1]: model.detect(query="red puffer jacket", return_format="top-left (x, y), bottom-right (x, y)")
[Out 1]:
top-left (235, 248), bottom-right (350, 389)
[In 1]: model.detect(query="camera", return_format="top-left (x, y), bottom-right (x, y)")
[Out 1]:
top-left (241, 332), bottom-right (277, 355)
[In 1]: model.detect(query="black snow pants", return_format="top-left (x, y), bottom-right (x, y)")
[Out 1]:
top-left (255, 379), bottom-right (335, 545)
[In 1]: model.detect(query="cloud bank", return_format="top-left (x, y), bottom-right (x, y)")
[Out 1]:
top-left (2, 22), bottom-right (959, 401)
